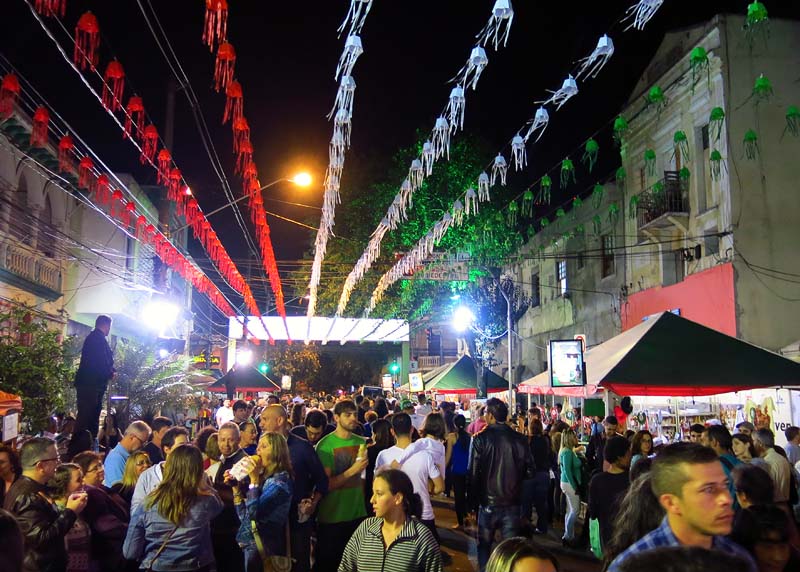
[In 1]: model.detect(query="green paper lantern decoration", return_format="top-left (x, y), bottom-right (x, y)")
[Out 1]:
top-left (613, 115), bottom-right (628, 145)
top-left (522, 189), bottom-right (535, 217)
top-left (743, 1), bottom-right (769, 47)
top-left (644, 148), bottom-right (657, 177)
top-left (615, 166), bottom-right (627, 191)
top-left (571, 196), bottom-right (583, 220)
top-left (743, 129), bottom-right (759, 160)
top-left (673, 131), bottom-right (690, 161)
top-left (608, 202), bottom-right (620, 227)
top-left (591, 183), bottom-right (604, 209)
top-left (560, 158), bottom-right (576, 189)
top-left (538, 175), bottom-right (552, 205)
top-left (709, 107), bottom-right (725, 142)
top-left (710, 149), bottom-right (723, 181)
top-left (752, 74), bottom-right (773, 105)
top-left (582, 139), bottom-right (600, 172)
top-left (508, 200), bottom-right (519, 226)
top-left (629, 195), bottom-right (640, 219)
top-left (679, 167), bottom-right (691, 184)
top-left (592, 214), bottom-right (602, 236)
top-left (647, 85), bottom-right (667, 118)
top-left (540, 216), bottom-right (550, 231)
top-left (555, 208), bottom-right (566, 227)
top-left (689, 46), bottom-right (709, 92)
top-left (784, 105), bottom-right (800, 138)
top-left (652, 181), bottom-right (665, 195)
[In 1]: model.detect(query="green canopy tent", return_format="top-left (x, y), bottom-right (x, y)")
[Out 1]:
top-left (208, 366), bottom-right (280, 395)
top-left (425, 355), bottom-right (509, 395)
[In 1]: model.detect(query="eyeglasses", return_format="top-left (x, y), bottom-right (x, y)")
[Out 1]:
top-left (86, 465), bottom-right (102, 473)
top-left (131, 435), bottom-right (146, 446)
top-left (37, 457), bottom-right (60, 464)
top-left (136, 460), bottom-right (151, 467)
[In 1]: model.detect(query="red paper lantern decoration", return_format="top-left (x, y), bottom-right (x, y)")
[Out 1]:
top-left (78, 156), bottom-right (95, 190)
top-left (235, 139), bottom-right (253, 176)
top-left (74, 12), bottom-right (100, 71)
top-left (95, 175), bottom-right (111, 205)
top-left (58, 134), bottom-right (74, 173)
top-left (214, 42), bottom-right (236, 92)
top-left (124, 95), bottom-right (145, 140)
top-left (102, 61), bottom-right (125, 112)
top-left (30, 106), bottom-right (50, 148)
top-left (34, 0), bottom-right (66, 18)
top-left (168, 168), bottom-right (182, 201)
top-left (0, 74), bottom-right (21, 119)
top-left (135, 215), bottom-right (147, 239)
top-left (156, 148), bottom-right (172, 185)
top-left (223, 80), bottom-right (243, 124)
top-left (203, 0), bottom-right (228, 51)
top-left (110, 188), bottom-right (124, 216)
top-left (232, 116), bottom-right (249, 154)
top-left (141, 124), bottom-right (158, 164)
top-left (122, 201), bottom-right (136, 227)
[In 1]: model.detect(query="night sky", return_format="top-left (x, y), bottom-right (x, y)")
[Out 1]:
top-left (2, 1), bottom-right (799, 318)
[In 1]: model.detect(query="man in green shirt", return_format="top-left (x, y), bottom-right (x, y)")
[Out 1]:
top-left (315, 400), bottom-right (367, 572)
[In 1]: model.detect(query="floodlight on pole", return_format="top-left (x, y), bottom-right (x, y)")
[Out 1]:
top-left (236, 349), bottom-right (253, 366)
top-left (452, 306), bottom-right (476, 333)
top-left (142, 300), bottom-right (180, 336)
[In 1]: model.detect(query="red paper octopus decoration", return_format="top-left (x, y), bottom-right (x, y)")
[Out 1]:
top-left (0, 74), bottom-right (21, 119)
top-left (124, 95), bottom-right (145, 140)
top-left (30, 106), bottom-right (50, 148)
top-left (74, 12), bottom-right (100, 71)
top-left (58, 135), bottom-right (74, 173)
top-left (214, 42), bottom-right (236, 92)
top-left (223, 80), bottom-right (243, 124)
top-left (141, 125), bottom-right (159, 165)
top-left (203, 0), bottom-right (229, 51)
top-left (102, 61), bottom-right (125, 112)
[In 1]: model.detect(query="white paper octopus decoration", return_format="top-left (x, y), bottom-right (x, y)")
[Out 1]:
top-left (422, 140), bottom-right (435, 175)
top-left (477, 172), bottom-right (490, 201)
top-left (447, 85), bottom-right (466, 133)
top-left (524, 106), bottom-right (549, 143)
top-left (333, 108), bottom-right (352, 149)
top-left (338, 0), bottom-right (372, 38)
top-left (328, 75), bottom-right (356, 119)
top-left (542, 75), bottom-right (578, 110)
top-left (335, 35), bottom-right (363, 81)
top-left (491, 154), bottom-right (508, 186)
top-left (465, 188), bottom-right (479, 215)
top-left (452, 199), bottom-right (465, 226)
top-left (479, 0), bottom-right (514, 51)
top-left (460, 46), bottom-right (489, 91)
top-left (409, 159), bottom-right (424, 190)
top-left (577, 35), bottom-right (614, 80)
top-left (623, 0), bottom-right (664, 31)
top-left (432, 116), bottom-right (451, 160)
top-left (511, 134), bottom-right (527, 170)
top-left (400, 179), bottom-right (414, 210)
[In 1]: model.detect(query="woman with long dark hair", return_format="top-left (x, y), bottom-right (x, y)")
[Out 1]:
top-left (0, 443), bottom-right (21, 508)
top-left (339, 469), bottom-right (442, 572)
top-left (123, 444), bottom-right (222, 571)
top-left (448, 414), bottom-right (471, 530)
top-left (50, 464), bottom-right (93, 572)
top-left (523, 419), bottom-right (553, 534)
top-left (629, 430), bottom-right (653, 471)
top-left (365, 419), bottom-right (395, 515)
top-left (98, 413), bottom-right (121, 453)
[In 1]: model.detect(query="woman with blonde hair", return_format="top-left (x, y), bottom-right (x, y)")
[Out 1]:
top-left (558, 428), bottom-right (583, 547)
top-left (231, 432), bottom-right (294, 572)
top-left (123, 444), bottom-right (222, 571)
top-left (110, 450), bottom-right (151, 507)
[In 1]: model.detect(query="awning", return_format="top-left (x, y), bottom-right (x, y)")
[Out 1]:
top-left (519, 311), bottom-right (800, 397)
top-left (208, 366), bottom-right (280, 393)
top-left (425, 355), bottom-right (509, 395)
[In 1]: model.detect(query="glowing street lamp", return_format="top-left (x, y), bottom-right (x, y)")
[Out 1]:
top-left (452, 306), bottom-right (477, 333)
top-left (290, 172), bottom-right (312, 187)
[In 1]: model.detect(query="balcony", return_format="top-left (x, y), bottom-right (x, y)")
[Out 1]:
top-left (416, 354), bottom-right (459, 372)
top-left (636, 171), bottom-right (690, 232)
top-left (0, 240), bottom-right (62, 300)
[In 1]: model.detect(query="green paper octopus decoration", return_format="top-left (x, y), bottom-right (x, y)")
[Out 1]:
top-left (710, 150), bottom-right (723, 181)
top-left (538, 175), bottom-right (552, 205)
top-left (508, 200), bottom-right (519, 226)
top-left (785, 105), bottom-right (799, 138)
top-left (522, 189), bottom-right (535, 217)
top-left (575, 224), bottom-right (585, 235)
top-left (560, 158), bottom-right (576, 189)
top-left (592, 214), bottom-right (602, 236)
top-left (591, 183), bottom-right (604, 209)
top-left (608, 203), bottom-right (620, 227)
top-left (647, 85), bottom-right (667, 118)
top-left (689, 47), bottom-right (709, 92)
top-left (582, 139), bottom-right (600, 172)
top-left (613, 115), bottom-right (628, 145)
top-left (743, 129), bottom-right (759, 160)
top-left (527, 224), bottom-right (536, 240)
top-left (629, 195), bottom-right (640, 219)
top-left (743, 1), bottom-right (769, 48)
top-left (555, 208), bottom-right (566, 227)
top-left (679, 167), bottom-right (691, 184)
top-left (616, 167), bottom-right (627, 191)
top-left (673, 131), bottom-right (690, 161)
top-left (709, 107), bottom-right (725, 142)
top-left (753, 74), bottom-right (773, 105)
top-left (644, 148), bottom-right (657, 177)
top-left (652, 181), bottom-right (665, 195)
top-left (540, 216), bottom-right (550, 231)
top-left (571, 197), bottom-right (583, 220)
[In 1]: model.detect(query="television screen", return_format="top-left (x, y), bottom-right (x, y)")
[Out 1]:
top-left (549, 340), bottom-right (586, 387)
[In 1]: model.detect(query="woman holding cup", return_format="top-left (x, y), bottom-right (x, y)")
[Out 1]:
top-left (49, 463), bottom-right (92, 572)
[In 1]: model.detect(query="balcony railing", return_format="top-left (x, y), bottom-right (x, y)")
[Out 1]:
top-left (0, 240), bottom-right (62, 299)
top-left (416, 354), bottom-right (459, 371)
top-left (636, 171), bottom-right (689, 229)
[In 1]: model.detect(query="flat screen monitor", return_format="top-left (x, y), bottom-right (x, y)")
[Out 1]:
top-left (549, 339), bottom-right (587, 387)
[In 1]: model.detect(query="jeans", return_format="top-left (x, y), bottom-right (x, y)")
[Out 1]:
top-left (561, 481), bottom-right (580, 540)
top-left (477, 505), bottom-right (521, 570)
top-left (315, 519), bottom-right (362, 572)
top-left (452, 473), bottom-right (468, 526)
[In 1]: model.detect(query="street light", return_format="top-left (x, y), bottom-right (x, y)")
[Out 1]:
top-left (291, 172), bottom-right (312, 187)
top-left (142, 299), bottom-right (180, 335)
top-left (452, 306), bottom-right (476, 332)
top-left (236, 349), bottom-right (253, 366)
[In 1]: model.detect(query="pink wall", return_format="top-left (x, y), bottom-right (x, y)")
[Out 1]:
top-left (622, 263), bottom-right (736, 336)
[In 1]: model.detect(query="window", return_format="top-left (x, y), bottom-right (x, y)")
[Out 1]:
top-left (601, 234), bottom-right (615, 277)
top-left (704, 232), bottom-right (719, 257)
top-left (530, 273), bottom-right (540, 307)
top-left (556, 260), bottom-right (567, 296)
top-left (701, 124), bottom-right (710, 150)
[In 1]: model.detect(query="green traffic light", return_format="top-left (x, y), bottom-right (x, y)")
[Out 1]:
top-left (259, 362), bottom-right (270, 374)
top-left (389, 362), bottom-right (400, 374)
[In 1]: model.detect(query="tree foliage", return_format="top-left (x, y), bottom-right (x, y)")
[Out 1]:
top-left (265, 345), bottom-right (321, 390)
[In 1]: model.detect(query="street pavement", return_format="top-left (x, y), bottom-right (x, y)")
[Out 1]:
top-left (432, 497), bottom-right (602, 572)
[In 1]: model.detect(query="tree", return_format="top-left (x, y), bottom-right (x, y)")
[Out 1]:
top-left (265, 345), bottom-right (321, 391)
top-left (0, 306), bottom-right (78, 433)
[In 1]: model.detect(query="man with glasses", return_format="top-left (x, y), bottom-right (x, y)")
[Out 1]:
top-left (103, 420), bottom-right (151, 487)
top-left (3, 437), bottom-right (88, 572)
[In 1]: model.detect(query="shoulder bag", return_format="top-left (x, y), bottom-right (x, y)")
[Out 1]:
top-left (252, 519), bottom-right (294, 572)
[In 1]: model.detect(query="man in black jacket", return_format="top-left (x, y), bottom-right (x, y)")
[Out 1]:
top-left (70, 315), bottom-right (115, 458)
top-left (4, 437), bottom-right (88, 572)
top-left (468, 398), bottom-right (535, 570)
top-left (212, 422), bottom-right (247, 572)
top-left (586, 415), bottom-right (621, 473)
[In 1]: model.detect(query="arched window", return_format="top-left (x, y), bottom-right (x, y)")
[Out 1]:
top-left (39, 194), bottom-right (55, 257)
top-left (10, 173), bottom-right (28, 242)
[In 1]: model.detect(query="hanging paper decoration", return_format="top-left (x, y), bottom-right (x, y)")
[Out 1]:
top-left (560, 158), bottom-right (575, 188)
top-left (422, 141), bottom-right (435, 176)
top-left (709, 107), bottom-right (725, 142)
top-left (522, 190), bottom-right (534, 216)
top-left (452, 200), bottom-right (465, 226)
top-left (122, 201), bottom-right (136, 228)
top-left (540, 216), bottom-right (549, 230)
top-left (0, 74), bottom-right (21, 119)
top-left (236, 140), bottom-right (254, 175)
top-left (673, 131), bottom-right (689, 161)
top-left (168, 168), bottom-right (182, 201)
top-left (338, 0), bottom-right (372, 38)
top-left (34, 0), bottom-right (67, 18)
top-left (524, 107), bottom-right (549, 142)
top-left (140, 125), bottom-right (159, 165)
top-left (647, 85), bottom-right (667, 117)
top-left (743, 1), bottom-right (769, 47)
top-left (613, 115), bottom-right (628, 145)
top-left (615, 167), bottom-right (626, 190)
top-left (479, 0), bottom-right (514, 51)
top-left (577, 35), bottom-right (614, 80)
top-left (465, 187), bottom-right (479, 215)
top-left (689, 47), bottom-right (709, 92)
top-left (644, 148), bottom-right (657, 177)
top-left (592, 214), bottom-right (602, 236)
top-left (124, 95), bottom-right (145, 140)
top-left (78, 156), bottom-right (95, 190)
top-left (74, 12), bottom-right (100, 71)
top-left (432, 116), bottom-right (451, 160)
top-left (679, 167), bottom-right (691, 185)
top-left (409, 160), bottom-right (424, 191)
top-left (575, 224), bottom-right (585, 235)
top-left (30, 106), bottom-right (49, 148)
top-left (491, 154), bottom-right (508, 186)
top-left (629, 195), bottom-right (640, 219)
top-left (752, 74), bottom-right (773, 105)
top-left (591, 183), bottom-right (604, 209)
top-left (785, 105), bottom-right (800, 138)
top-left (527, 224), bottom-right (536, 239)
top-left (582, 139), bottom-right (599, 172)
top-left (511, 134), bottom-right (526, 170)
top-left (652, 181), bottom-right (665, 195)
top-left (538, 175), bottom-right (552, 205)
top-left (203, 0), bottom-right (228, 51)
top-left (555, 208), bottom-right (566, 227)
top-left (507, 201), bottom-right (518, 226)
top-left (461, 46), bottom-right (489, 91)
top-left (58, 134), bottom-right (74, 173)
top-left (157, 149), bottom-right (172, 185)
top-left (95, 175), bottom-right (111, 206)
top-left (743, 129), bottom-right (759, 160)
top-left (709, 150), bottom-right (723, 180)
top-left (109, 189), bottom-right (124, 217)
top-left (542, 75), bottom-right (578, 111)
top-left (223, 80), bottom-right (243, 124)
top-left (336, 35), bottom-right (364, 81)
top-left (571, 197), bottom-right (583, 220)
top-left (135, 215), bottom-right (148, 239)
top-left (214, 42), bottom-right (236, 92)
top-left (101, 61), bottom-right (125, 112)
top-left (477, 172), bottom-right (490, 201)
top-left (624, 0), bottom-right (664, 31)
top-left (328, 75), bottom-right (357, 119)
top-left (447, 86), bottom-right (466, 132)
top-left (608, 202), bottom-right (620, 227)
top-left (232, 117), bottom-right (250, 154)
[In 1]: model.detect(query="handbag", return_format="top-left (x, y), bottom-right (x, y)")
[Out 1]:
top-left (145, 527), bottom-right (177, 571)
top-left (589, 517), bottom-right (603, 559)
top-left (252, 519), bottom-right (294, 572)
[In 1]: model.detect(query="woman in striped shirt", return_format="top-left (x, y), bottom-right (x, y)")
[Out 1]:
top-left (338, 469), bottom-right (442, 572)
